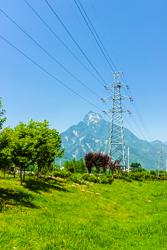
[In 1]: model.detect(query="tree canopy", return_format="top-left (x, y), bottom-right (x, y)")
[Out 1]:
top-left (84, 152), bottom-right (110, 173)
top-left (0, 119), bottom-right (64, 185)
top-left (0, 97), bottom-right (6, 129)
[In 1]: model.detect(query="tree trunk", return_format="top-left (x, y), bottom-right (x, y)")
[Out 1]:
top-left (14, 166), bottom-right (15, 179)
top-left (23, 166), bottom-right (25, 182)
top-left (4, 168), bottom-right (5, 178)
top-left (38, 165), bottom-right (41, 178)
top-left (20, 166), bottom-right (23, 186)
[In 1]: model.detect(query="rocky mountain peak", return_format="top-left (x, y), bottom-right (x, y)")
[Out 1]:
top-left (83, 111), bottom-right (103, 125)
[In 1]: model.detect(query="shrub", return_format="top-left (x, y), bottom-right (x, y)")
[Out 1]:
top-left (67, 174), bottom-right (86, 185)
top-left (26, 171), bottom-right (34, 177)
top-left (107, 176), bottom-right (114, 184)
top-left (82, 173), bottom-right (90, 181)
top-left (88, 175), bottom-right (97, 183)
top-left (123, 177), bottom-right (132, 182)
top-left (100, 177), bottom-right (109, 184)
top-left (53, 170), bottom-right (71, 178)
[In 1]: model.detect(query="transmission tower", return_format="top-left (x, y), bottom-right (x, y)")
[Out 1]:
top-left (158, 141), bottom-right (164, 176)
top-left (101, 72), bottom-right (132, 170)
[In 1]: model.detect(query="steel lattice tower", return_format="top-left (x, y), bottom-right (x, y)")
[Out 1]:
top-left (101, 72), bottom-right (131, 170)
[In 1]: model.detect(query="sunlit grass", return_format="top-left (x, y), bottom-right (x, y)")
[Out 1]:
top-left (0, 174), bottom-right (167, 249)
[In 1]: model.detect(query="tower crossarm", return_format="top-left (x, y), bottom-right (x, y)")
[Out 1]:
top-left (101, 96), bottom-right (132, 102)
top-left (103, 108), bottom-right (131, 114)
top-left (104, 83), bottom-right (129, 90)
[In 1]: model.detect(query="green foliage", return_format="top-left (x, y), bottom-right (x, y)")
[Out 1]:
top-left (130, 167), bottom-right (146, 173)
top-left (63, 158), bottom-right (87, 174)
top-left (88, 175), bottom-right (97, 183)
top-left (100, 176), bottom-right (109, 184)
top-left (0, 97), bottom-right (6, 130)
top-left (0, 127), bottom-right (13, 177)
top-left (0, 119), bottom-right (64, 184)
top-left (130, 162), bottom-right (141, 168)
top-left (53, 169), bottom-right (71, 178)
top-left (82, 173), bottom-right (90, 181)
top-left (67, 174), bottom-right (87, 185)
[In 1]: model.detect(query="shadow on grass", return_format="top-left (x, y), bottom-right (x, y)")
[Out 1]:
top-left (24, 178), bottom-right (71, 194)
top-left (0, 187), bottom-right (39, 211)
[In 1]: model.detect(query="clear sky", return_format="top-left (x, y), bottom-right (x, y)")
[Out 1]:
top-left (0, 0), bottom-right (167, 142)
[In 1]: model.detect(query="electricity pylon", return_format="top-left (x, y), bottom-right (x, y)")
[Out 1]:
top-left (158, 141), bottom-right (164, 176)
top-left (101, 72), bottom-right (132, 170)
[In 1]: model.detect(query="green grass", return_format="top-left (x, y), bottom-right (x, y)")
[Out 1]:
top-left (0, 174), bottom-right (167, 250)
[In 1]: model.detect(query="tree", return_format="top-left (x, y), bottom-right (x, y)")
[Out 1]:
top-left (10, 122), bottom-right (36, 185)
top-left (130, 163), bottom-right (141, 168)
top-left (84, 152), bottom-right (110, 173)
top-left (29, 120), bottom-right (64, 178)
top-left (79, 158), bottom-right (87, 174)
top-left (115, 160), bottom-right (122, 180)
top-left (0, 127), bottom-right (13, 178)
top-left (84, 152), bottom-right (94, 173)
top-left (109, 159), bottom-right (122, 178)
top-left (0, 97), bottom-right (6, 129)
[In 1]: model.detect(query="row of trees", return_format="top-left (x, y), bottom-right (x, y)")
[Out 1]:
top-left (0, 119), bottom-right (64, 185)
top-left (64, 158), bottom-right (87, 173)
top-left (84, 152), bottom-right (122, 179)
top-left (0, 98), bottom-right (64, 185)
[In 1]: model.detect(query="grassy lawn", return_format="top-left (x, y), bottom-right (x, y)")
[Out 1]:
top-left (0, 175), bottom-right (167, 250)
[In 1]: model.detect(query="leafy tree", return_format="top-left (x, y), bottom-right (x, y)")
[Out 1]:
top-left (93, 152), bottom-right (110, 173)
top-left (84, 152), bottom-right (95, 173)
top-left (0, 97), bottom-right (6, 130)
top-left (130, 163), bottom-right (141, 168)
top-left (0, 127), bottom-right (13, 177)
top-left (109, 159), bottom-right (122, 178)
top-left (10, 122), bottom-right (36, 185)
top-left (84, 152), bottom-right (110, 173)
top-left (115, 160), bottom-right (122, 180)
top-left (28, 120), bottom-right (64, 178)
top-left (79, 158), bottom-right (87, 174)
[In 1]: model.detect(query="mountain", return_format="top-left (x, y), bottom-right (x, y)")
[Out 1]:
top-left (58, 111), bottom-right (167, 170)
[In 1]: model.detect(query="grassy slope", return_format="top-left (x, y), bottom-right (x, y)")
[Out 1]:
top-left (0, 176), bottom-right (167, 250)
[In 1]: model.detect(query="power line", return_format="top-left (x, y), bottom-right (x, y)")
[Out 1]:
top-left (66, 0), bottom-right (109, 70)
top-left (88, 0), bottom-right (122, 72)
top-left (0, 35), bottom-right (103, 112)
top-left (23, 0), bottom-right (104, 87)
top-left (44, 0), bottom-right (107, 86)
top-left (0, 8), bottom-right (101, 100)
top-left (85, 0), bottom-right (154, 143)
top-left (74, 0), bottom-right (113, 71)
top-left (75, 0), bottom-right (117, 71)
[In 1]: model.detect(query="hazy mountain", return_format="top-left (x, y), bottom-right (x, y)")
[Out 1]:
top-left (58, 111), bottom-right (167, 170)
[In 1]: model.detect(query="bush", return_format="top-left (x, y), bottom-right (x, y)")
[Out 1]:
top-left (123, 177), bottom-right (132, 182)
top-left (82, 173), bottom-right (90, 181)
top-left (67, 174), bottom-right (86, 185)
top-left (53, 170), bottom-right (71, 178)
top-left (107, 176), bottom-right (114, 184)
top-left (100, 177), bottom-right (109, 184)
top-left (88, 175), bottom-right (97, 183)
top-left (26, 171), bottom-right (34, 177)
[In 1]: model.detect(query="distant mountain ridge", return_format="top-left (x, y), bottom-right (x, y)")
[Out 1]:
top-left (58, 111), bottom-right (167, 170)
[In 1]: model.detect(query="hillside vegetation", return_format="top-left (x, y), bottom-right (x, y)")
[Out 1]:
top-left (0, 174), bottom-right (167, 250)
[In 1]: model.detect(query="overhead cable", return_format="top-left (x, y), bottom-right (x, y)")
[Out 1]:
top-left (44, 0), bottom-right (107, 86)
top-left (0, 35), bottom-right (103, 112)
top-left (23, 0), bottom-right (104, 86)
top-left (0, 8), bottom-right (101, 100)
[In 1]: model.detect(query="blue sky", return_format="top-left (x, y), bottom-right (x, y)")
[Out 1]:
top-left (0, 0), bottom-right (167, 142)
